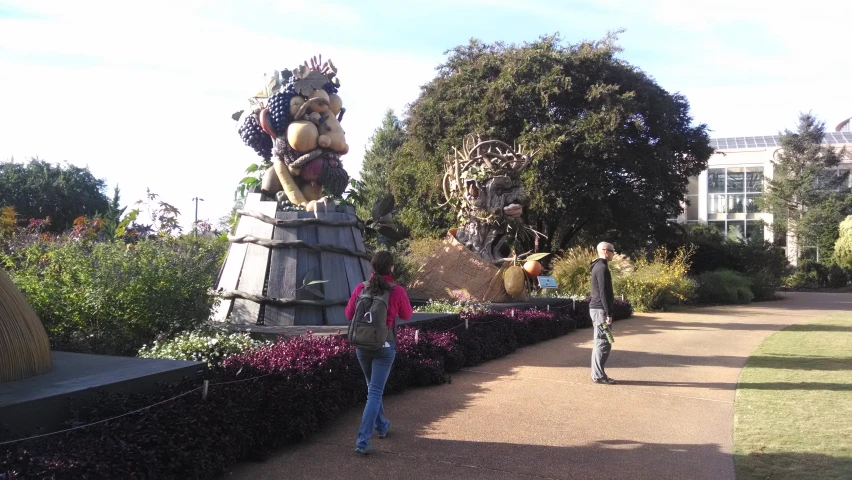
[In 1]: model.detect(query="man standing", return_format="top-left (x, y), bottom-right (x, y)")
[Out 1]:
top-left (590, 241), bottom-right (616, 384)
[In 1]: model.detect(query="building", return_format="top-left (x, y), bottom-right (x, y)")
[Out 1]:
top-left (674, 124), bottom-right (852, 266)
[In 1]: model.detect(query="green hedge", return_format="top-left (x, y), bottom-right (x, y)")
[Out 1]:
top-left (3, 234), bottom-right (227, 356)
top-left (694, 269), bottom-right (754, 305)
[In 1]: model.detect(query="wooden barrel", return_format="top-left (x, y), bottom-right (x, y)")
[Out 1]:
top-left (213, 193), bottom-right (371, 326)
top-left (0, 268), bottom-right (52, 383)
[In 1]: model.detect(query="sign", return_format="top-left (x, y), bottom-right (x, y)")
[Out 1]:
top-left (537, 276), bottom-right (557, 289)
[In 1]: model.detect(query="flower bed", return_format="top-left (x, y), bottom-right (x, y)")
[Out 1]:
top-left (0, 300), bottom-right (631, 479)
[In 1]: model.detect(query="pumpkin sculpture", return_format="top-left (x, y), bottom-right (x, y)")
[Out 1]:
top-left (234, 56), bottom-right (349, 212)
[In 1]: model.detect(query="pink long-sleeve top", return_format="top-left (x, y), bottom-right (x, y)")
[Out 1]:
top-left (345, 274), bottom-right (414, 328)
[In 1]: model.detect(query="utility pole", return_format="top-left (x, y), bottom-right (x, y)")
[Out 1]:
top-left (192, 197), bottom-right (204, 237)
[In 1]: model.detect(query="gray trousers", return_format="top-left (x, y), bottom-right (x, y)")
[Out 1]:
top-left (590, 308), bottom-right (611, 380)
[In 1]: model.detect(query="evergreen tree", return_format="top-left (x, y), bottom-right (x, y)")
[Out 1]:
top-left (763, 113), bottom-right (851, 259)
top-left (354, 109), bottom-right (407, 220)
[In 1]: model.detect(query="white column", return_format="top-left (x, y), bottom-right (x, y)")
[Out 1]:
top-left (698, 169), bottom-right (708, 222)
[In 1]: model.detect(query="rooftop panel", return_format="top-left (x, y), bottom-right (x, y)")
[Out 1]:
top-left (710, 133), bottom-right (851, 150)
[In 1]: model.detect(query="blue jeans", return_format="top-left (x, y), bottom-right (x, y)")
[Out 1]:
top-left (355, 340), bottom-right (395, 448)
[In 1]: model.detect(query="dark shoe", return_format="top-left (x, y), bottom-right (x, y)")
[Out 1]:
top-left (355, 445), bottom-right (373, 455)
top-left (593, 377), bottom-right (617, 384)
top-left (378, 420), bottom-right (391, 439)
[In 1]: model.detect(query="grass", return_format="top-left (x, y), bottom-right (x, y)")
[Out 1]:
top-left (733, 313), bottom-right (852, 480)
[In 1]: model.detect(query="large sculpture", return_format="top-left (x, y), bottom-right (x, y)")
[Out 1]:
top-left (408, 135), bottom-right (542, 302)
top-left (234, 55), bottom-right (349, 212)
top-left (0, 268), bottom-right (51, 383)
top-left (216, 56), bottom-right (369, 327)
top-left (442, 135), bottom-right (534, 263)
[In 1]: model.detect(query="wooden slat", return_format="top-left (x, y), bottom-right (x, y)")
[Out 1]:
top-left (211, 193), bottom-right (263, 323)
top-left (351, 219), bottom-right (372, 279)
top-left (263, 211), bottom-right (299, 326)
top-left (295, 211), bottom-right (323, 325)
top-left (230, 199), bottom-right (278, 324)
top-left (338, 212), bottom-right (366, 295)
top-left (316, 211), bottom-right (349, 325)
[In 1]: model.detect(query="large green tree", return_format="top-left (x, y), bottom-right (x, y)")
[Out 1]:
top-left (762, 113), bottom-right (851, 258)
top-left (394, 33), bottom-right (713, 253)
top-left (0, 157), bottom-right (111, 232)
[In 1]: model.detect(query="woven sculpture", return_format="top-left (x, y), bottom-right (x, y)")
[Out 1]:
top-left (0, 268), bottom-right (52, 383)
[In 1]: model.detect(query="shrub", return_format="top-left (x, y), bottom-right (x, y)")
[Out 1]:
top-left (833, 215), bottom-right (852, 269)
top-left (413, 299), bottom-right (489, 314)
top-left (664, 223), bottom-right (788, 300)
top-left (800, 260), bottom-right (829, 288)
top-left (694, 270), bottom-right (754, 305)
top-left (2, 229), bottom-right (227, 356)
top-left (827, 264), bottom-right (850, 288)
top-left (0, 304), bottom-right (627, 478)
top-left (552, 246), bottom-right (595, 296)
top-left (553, 247), bottom-right (633, 297)
top-left (613, 246), bottom-right (695, 312)
top-left (138, 328), bottom-right (260, 366)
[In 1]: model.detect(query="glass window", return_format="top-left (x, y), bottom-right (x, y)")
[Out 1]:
top-left (746, 167), bottom-right (764, 192)
top-left (726, 167), bottom-right (744, 193)
top-left (708, 168), bottom-right (725, 193)
top-left (728, 221), bottom-right (744, 240)
top-left (728, 195), bottom-right (745, 213)
top-left (687, 176), bottom-right (699, 195)
top-left (746, 194), bottom-right (761, 213)
top-left (708, 194), bottom-right (727, 214)
top-left (800, 247), bottom-right (819, 262)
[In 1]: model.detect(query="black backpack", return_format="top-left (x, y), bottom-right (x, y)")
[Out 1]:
top-left (347, 281), bottom-right (395, 350)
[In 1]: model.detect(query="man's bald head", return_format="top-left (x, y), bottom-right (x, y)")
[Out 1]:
top-left (597, 242), bottom-right (615, 259)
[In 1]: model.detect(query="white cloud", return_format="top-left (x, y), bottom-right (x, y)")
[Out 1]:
top-left (1, 0), bottom-right (849, 229)
top-left (0, 1), bottom-right (440, 229)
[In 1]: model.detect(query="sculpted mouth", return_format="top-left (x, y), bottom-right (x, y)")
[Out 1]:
top-left (503, 203), bottom-right (523, 217)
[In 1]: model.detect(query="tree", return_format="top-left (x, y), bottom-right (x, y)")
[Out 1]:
top-left (352, 109), bottom-right (407, 220)
top-left (762, 113), bottom-right (851, 258)
top-left (394, 33), bottom-right (713, 253)
top-left (0, 157), bottom-right (111, 232)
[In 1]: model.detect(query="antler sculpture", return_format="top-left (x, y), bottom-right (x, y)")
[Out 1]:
top-left (443, 134), bottom-right (538, 263)
top-left (442, 134), bottom-right (536, 221)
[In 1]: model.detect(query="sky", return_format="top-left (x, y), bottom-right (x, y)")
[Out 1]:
top-left (1, 0), bottom-right (849, 229)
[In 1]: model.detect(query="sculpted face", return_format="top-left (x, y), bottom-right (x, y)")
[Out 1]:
top-left (236, 56), bottom-right (351, 208)
top-left (467, 175), bottom-right (529, 219)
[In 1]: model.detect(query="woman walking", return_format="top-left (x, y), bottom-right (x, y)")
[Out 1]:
top-left (345, 251), bottom-right (413, 455)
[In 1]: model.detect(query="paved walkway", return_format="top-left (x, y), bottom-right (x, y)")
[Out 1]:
top-left (226, 292), bottom-right (852, 480)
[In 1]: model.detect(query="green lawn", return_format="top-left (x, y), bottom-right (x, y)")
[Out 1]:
top-left (734, 313), bottom-right (852, 480)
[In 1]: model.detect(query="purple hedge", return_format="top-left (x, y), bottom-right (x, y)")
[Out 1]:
top-left (0, 300), bottom-right (631, 479)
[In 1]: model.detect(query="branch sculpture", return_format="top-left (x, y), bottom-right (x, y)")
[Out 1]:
top-left (442, 134), bottom-right (537, 263)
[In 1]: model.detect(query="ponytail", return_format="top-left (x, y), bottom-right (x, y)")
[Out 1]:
top-left (369, 251), bottom-right (394, 293)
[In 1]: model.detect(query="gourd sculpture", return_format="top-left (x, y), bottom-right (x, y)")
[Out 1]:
top-left (0, 268), bottom-right (51, 383)
top-left (234, 56), bottom-right (349, 212)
